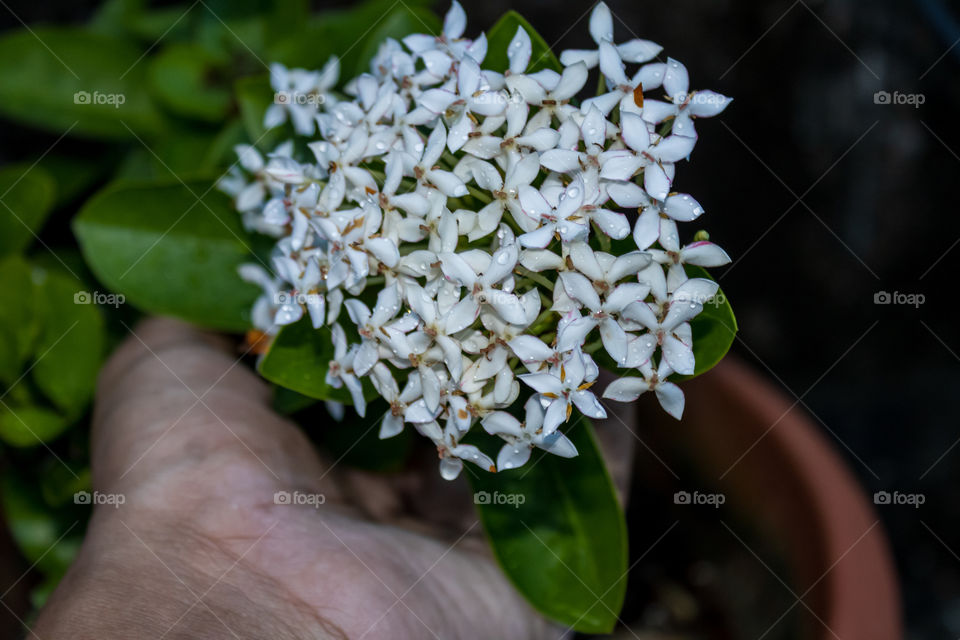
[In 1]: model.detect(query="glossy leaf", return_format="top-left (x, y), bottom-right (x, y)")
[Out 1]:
top-left (0, 255), bottom-right (39, 384)
top-left (0, 27), bottom-right (166, 139)
top-left (235, 74), bottom-right (280, 147)
top-left (678, 265), bottom-right (737, 379)
top-left (466, 418), bottom-right (627, 633)
top-left (0, 405), bottom-right (69, 448)
top-left (315, 400), bottom-right (413, 472)
top-left (259, 318), bottom-right (355, 403)
top-left (148, 43), bottom-right (232, 122)
top-left (0, 164), bottom-right (57, 258)
top-left (73, 180), bottom-right (260, 330)
top-left (484, 11), bottom-right (562, 74)
top-left (351, 5), bottom-right (442, 78)
top-left (32, 267), bottom-right (105, 415)
top-left (267, 0), bottom-right (432, 71)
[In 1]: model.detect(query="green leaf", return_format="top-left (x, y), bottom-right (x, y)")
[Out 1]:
top-left (0, 255), bottom-right (39, 384)
top-left (149, 43), bottom-right (233, 122)
top-left (267, 0), bottom-right (433, 71)
top-left (196, 0), bottom-right (310, 60)
top-left (315, 400), bottom-right (413, 472)
top-left (37, 154), bottom-right (112, 207)
top-left (272, 385), bottom-right (319, 414)
top-left (351, 5), bottom-right (442, 78)
top-left (484, 11), bottom-right (561, 74)
top-left (466, 419), bottom-right (627, 633)
top-left (259, 318), bottom-right (357, 403)
top-left (73, 180), bottom-right (260, 331)
top-left (0, 27), bottom-right (167, 139)
top-left (114, 125), bottom-right (228, 181)
top-left (235, 74), bottom-right (280, 148)
top-left (31, 267), bottom-right (105, 415)
top-left (0, 164), bottom-right (57, 258)
top-left (0, 405), bottom-right (69, 447)
top-left (1, 472), bottom-right (82, 576)
top-left (678, 265), bottom-right (737, 379)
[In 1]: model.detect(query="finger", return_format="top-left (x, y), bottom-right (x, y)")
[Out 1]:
top-left (91, 317), bottom-right (326, 495)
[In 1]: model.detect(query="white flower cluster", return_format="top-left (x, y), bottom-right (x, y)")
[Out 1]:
top-left (220, 2), bottom-right (732, 480)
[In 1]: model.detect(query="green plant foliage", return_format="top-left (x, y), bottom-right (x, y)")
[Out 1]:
top-left (148, 43), bottom-right (233, 122)
top-left (679, 265), bottom-right (737, 379)
top-left (467, 418), bottom-right (627, 633)
top-left (73, 180), bottom-right (259, 331)
top-left (484, 11), bottom-right (562, 74)
top-left (0, 165), bottom-right (57, 258)
top-left (0, 28), bottom-right (167, 139)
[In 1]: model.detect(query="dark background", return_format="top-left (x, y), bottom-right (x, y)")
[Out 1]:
top-left (0, 0), bottom-right (956, 638)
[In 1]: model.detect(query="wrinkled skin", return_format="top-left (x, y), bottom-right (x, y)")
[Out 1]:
top-left (34, 318), bottom-right (636, 639)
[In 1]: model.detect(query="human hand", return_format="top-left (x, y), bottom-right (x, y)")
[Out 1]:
top-left (33, 318), bottom-right (565, 639)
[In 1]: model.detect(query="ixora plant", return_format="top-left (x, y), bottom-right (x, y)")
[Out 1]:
top-left (0, 0), bottom-right (735, 631)
top-left (213, 1), bottom-right (736, 629)
top-left (224, 1), bottom-right (733, 475)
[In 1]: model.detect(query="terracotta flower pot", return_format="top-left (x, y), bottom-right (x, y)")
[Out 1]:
top-left (642, 356), bottom-right (901, 639)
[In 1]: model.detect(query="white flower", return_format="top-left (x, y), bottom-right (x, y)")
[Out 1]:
top-left (556, 243), bottom-right (651, 364)
top-left (620, 278), bottom-right (719, 375)
top-left (264, 58), bottom-right (339, 135)
top-left (482, 396), bottom-right (578, 469)
top-left (517, 177), bottom-right (591, 247)
top-left (326, 323), bottom-right (367, 416)
top-left (438, 245), bottom-right (529, 326)
top-left (225, 1), bottom-right (733, 478)
top-left (519, 349), bottom-right (606, 435)
top-left (559, 2), bottom-right (661, 71)
top-left (404, 123), bottom-right (470, 198)
top-left (602, 357), bottom-right (685, 419)
top-left (636, 58), bottom-right (732, 138)
top-left (343, 284), bottom-right (406, 375)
